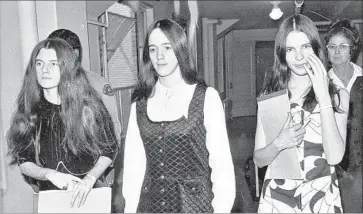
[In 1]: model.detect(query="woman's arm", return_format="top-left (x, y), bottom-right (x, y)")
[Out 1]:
top-left (204, 88), bottom-right (235, 213)
top-left (122, 103), bottom-right (146, 213)
top-left (253, 114), bottom-right (280, 168)
top-left (19, 162), bottom-right (84, 189)
top-left (319, 89), bottom-right (349, 165)
top-left (305, 54), bottom-right (349, 165)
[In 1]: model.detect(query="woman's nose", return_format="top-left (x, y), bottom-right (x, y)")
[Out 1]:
top-left (157, 49), bottom-right (165, 59)
top-left (42, 63), bottom-right (50, 73)
top-left (334, 47), bottom-right (341, 54)
top-left (295, 50), bottom-right (304, 61)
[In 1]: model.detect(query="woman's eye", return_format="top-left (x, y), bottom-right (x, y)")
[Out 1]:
top-left (149, 48), bottom-right (156, 53)
top-left (35, 62), bottom-right (42, 66)
top-left (302, 44), bottom-right (312, 49)
top-left (51, 62), bottom-right (59, 67)
top-left (286, 48), bottom-right (292, 52)
top-left (165, 46), bottom-right (172, 51)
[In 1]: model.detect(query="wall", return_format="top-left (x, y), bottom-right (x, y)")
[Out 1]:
top-left (56, 1), bottom-right (90, 71)
top-left (87, 15), bottom-right (102, 74)
top-left (0, 2), bottom-right (34, 213)
top-left (153, 1), bottom-right (173, 21)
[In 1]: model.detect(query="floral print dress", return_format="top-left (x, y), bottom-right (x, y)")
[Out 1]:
top-left (258, 102), bottom-right (343, 213)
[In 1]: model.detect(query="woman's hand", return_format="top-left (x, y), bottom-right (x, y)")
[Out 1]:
top-left (44, 170), bottom-right (85, 190)
top-left (70, 174), bottom-right (97, 208)
top-left (304, 54), bottom-right (331, 105)
top-left (273, 113), bottom-right (306, 151)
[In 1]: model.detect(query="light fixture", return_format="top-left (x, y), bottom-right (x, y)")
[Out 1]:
top-left (294, 0), bottom-right (304, 14)
top-left (269, 1), bottom-right (283, 20)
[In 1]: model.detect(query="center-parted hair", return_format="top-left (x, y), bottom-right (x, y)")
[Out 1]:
top-left (131, 19), bottom-right (205, 102)
top-left (260, 14), bottom-right (341, 112)
top-left (7, 38), bottom-right (116, 164)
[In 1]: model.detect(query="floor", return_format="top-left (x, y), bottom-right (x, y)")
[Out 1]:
top-left (226, 116), bottom-right (260, 213)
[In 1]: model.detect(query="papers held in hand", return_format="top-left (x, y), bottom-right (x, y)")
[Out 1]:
top-left (34, 187), bottom-right (111, 213)
top-left (257, 89), bottom-right (303, 179)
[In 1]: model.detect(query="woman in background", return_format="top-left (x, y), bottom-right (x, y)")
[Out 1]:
top-left (122, 19), bottom-right (235, 213)
top-left (324, 18), bottom-right (362, 213)
top-left (254, 14), bottom-right (349, 213)
top-left (7, 38), bottom-right (118, 208)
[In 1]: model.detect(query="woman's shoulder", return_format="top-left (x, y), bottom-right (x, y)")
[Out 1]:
top-left (204, 86), bottom-right (223, 106)
top-left (351, 62), bottom-right (363, 76)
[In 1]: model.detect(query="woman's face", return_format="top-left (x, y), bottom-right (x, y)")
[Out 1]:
top-left (35, 48), bottom-right (61, 89)
top-left (327, 33), bottom-right (351, 66)
top-left (285, 31), bottom-right (315, 76)
top-left (148, 28), bottom-right (180, 78)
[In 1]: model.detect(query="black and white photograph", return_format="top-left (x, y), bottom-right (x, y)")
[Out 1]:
top-left (0, 0), bottom-right (362, 213)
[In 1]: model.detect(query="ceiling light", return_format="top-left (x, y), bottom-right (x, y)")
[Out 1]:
top-left (269, 1), bottom-right (283, 20)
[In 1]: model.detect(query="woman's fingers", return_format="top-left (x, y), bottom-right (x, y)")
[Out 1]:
top-left (70, 182), bottom-right (91, 207)
top-left (71, 186), bottom-right (81, 207)
top-left (295, 135), bottom-right (305, 145)
top-left (306, 54), bottom-right (322, 77)
top-left (71, 184), bottom-right (85, 207)
top-left (80, 189), bottom-right (91, 206)
top-left (308, 54), bottom-right (326, 74)
top-left (304, 63), bottom-right (314, 79)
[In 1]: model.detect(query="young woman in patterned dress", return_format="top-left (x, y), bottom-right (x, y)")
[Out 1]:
top-left (254, 14), bottom-right (349, 213)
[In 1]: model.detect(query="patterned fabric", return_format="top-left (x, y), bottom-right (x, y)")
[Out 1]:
top-left (346, 76), bottom-right (363, 171)
top-left (258, 103), bottom-right (343, 213)
top-left (339, 76), bottom-right (363, 213)
top-left (136, 84), bottom-right (214, 213)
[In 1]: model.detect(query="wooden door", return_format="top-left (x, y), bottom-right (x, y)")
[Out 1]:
top-left (228, 39), bottom-right (256, 117)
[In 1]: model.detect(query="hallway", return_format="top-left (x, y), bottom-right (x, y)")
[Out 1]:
top-left (226, 116), bottom-right (260, 213)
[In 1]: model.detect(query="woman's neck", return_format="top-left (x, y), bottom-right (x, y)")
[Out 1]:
top-left (43, 88), bottom-right (60, 105)
top-left (288, 73), bottom-right (312, 103)
top-left (158, 66), bottom-right (184, 89)
top-left (332, 61), bottom-right (354, 84)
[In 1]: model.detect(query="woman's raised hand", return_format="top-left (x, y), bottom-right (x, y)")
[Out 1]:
top-left (273, 113), bottom-right (306, 151)
top-left (304, 54), bottom-right (331, 105)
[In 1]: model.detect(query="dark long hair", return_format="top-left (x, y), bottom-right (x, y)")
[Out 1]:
top-left (260, 14), bottom-right (341, 111)
top-left (7, 38), bottom-right (116, 164)
top-left (131, 19), bottom-right (205, 102)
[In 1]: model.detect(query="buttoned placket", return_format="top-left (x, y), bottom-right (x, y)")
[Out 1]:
top-left (159, 91), bottom-right (169, 207)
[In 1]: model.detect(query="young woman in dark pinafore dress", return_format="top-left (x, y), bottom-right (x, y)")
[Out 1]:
top-left (122, 19), bottom-right (235, 213)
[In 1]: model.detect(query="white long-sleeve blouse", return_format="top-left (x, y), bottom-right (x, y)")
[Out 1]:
top-left (122, 80), bottom-right (235, 213)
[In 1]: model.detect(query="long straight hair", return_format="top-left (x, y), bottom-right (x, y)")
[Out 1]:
top-left (260, 14), bottom-right (341, 111)
top-left (132, 19), bottom-right (205, 102)
top-left (7, 38), bottom-right (116, 164)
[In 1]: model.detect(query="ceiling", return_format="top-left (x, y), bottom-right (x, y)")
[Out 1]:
top-left (197, 0), bottom-right (363, 30)
top-left (86, 0), bottom-right (363, 30)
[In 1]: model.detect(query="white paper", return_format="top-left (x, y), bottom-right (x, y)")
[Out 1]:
top-left (257, 89), bottom-right (302, 179)
top-left (35, 187), bottom-right (111, 213)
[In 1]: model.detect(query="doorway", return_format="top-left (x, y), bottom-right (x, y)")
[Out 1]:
top-left (255, 41), bottom-right (274, 96)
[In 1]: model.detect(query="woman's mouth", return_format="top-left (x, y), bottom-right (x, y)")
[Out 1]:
top-left (295, 63), bottom-right (311, 70)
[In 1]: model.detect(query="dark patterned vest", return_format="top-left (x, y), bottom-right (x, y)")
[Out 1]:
top-left (346, 76), bottom-right (363, 171)
top-left (136, 84), bottom-right (214, 213)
